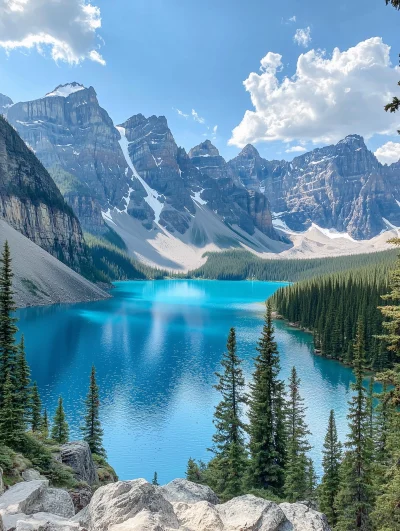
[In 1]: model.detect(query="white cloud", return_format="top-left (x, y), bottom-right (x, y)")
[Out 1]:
top-left (211, 125), bottom-right (218, 140)
top-left (0, 0), bottom-right (104, 65)
top-left (174, 108), bottom-right (189, 118)
top-left (229, 38), bottom-right (400, 148)
top-left (192, 109), bottom-right (206, 124)
top-left (374, 141), bottom-right (400, 164)
top-left (286, 145), bottom-right (307, 153)
top-left (289, 16), bottom-right (296, 22)
top-left (294, 27), bottom-right (312, 48)
top-left (282, 15), bottom-right (296, 24)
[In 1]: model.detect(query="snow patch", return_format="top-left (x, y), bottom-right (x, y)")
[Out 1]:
top-left (382, 218), bottom-right (400, 231)
top-left (45, 84), bottom-right (86, 98)
top-left (116, 126), bottom-right (164, 224)
top-left (191, 190), bottom-right (207, 206)
top-left (101, 209), bottom-right (117, 226)
top-left (309, 223), bottom-right (356, 241)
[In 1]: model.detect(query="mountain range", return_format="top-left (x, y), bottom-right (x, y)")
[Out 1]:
top-left (1, 82), bottom-right (400, 272)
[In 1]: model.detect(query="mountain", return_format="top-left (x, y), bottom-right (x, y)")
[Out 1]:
top-left (0, 114), bottom-right (91, 273)
top-left (6, 83), bottom-right (137, 234)
top-left (229, 135), bottom-right (400, 240)
top-left (0, 94), bottom-right (13, 115)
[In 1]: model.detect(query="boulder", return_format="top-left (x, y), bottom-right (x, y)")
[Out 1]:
top-left (60, 442), bottom-right (98, 485)
top-left (279, 503), bottom-right (331, 531)
top-left (28, 489), bottom-right (75, 519)
top-left (21, 471), bottom-right (45, 483)
top-left (86, 479), bottom-right (179, 531)
top-left (67, 485), bottom-right (92, 513)
top-left (217, 495), bottom-right (286, 531)
top-left (0, 469), bottom-right (4, 496)
top-left (173, 501), bottom-right (224, 531)
top-left (109, 510), bottom-right (178, 531)
top-left (14, 512), bottom-right (79, 531)
top-left (160, 479), bottom-right (219, 505)
top-left (0, 481), bottom-right (49, 517)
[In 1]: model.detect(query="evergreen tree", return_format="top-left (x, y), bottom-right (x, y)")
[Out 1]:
top-left (284, 367), bottom-right (312, 502)
top-left (209, 327), bottom-right (247, 499)
top-left (0, 372), bottom-right (25, 447)
top-left (319, 410), bottom-right (342, 526)
top-left (81, 366), bottom-right (106, 457)
top-left (16, 335), bottom-right (31, 424)
top-left (51, 397), bottom-right (69, 444)
top-left (41, 408), bottom-right (49, 439)
top-left (186, 458), bottom-right (202, 483)
top-left (152, 472), bottom-right (159, 486)
top-left (335, 320), bottom-right (374, 530)
top-left (30, 382), bottom-right (42, 432)
top-left (0, 241), bottom-right (18, 406)
top-left (248, 303), bottom-right (286, 492)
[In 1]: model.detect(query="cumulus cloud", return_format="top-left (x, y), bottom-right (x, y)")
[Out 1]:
top-left (294, 27), bottom-right (312, 47)
top-left (375, 141), bottom-right (400, 164)
top-left (229, 38), bottom-right (400, 148)
top-left (286, 145), bottom-right (307, 153)
top-left (0, 0), bottom-right (104, 65)
top-left (192, 109), bottom-right (206, 124)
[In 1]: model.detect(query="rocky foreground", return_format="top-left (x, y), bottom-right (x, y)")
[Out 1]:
top-left (0, 442), bottom-right (330, 531)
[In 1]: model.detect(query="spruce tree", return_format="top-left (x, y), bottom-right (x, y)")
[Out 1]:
top-left (30, 382), bottom-right (42, 432)
top-left (319, 410), bottom-right (342, 526)
top-left (0, 372), bottom-right (25, 447)
top-left (41, 408), bottom-right (49, 439)
top-left (210, 327), bottom-right (247, 499)
top-left (284, 367), bottom-right (312, 502)
top-left (51, 397), bottom-right (69, 444)
top-left (186, 458), bottom-right (202, 483)
top-left (335, 320), bottom-right (374, 530)
top-left (248, 302), bottom-right (286, 492)
top-left (16, 335), bottom-right (31, 424)
top-left (152, 472), bottom-right (159, 486)
top-left (0, 241), bottom-right (18, 406)
top-left (81, 366), bottom-right (106, 457)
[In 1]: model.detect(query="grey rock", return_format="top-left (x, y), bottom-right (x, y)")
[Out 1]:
top-left (217, 494), bottom-right (286, 531)
top-left (0, 468), bottom-right (4, 496)
top-left (60, 442), bottom-right (98, 485)
top-left (173, 501), bottom-right (223, 531)
top-left (28, 489), bottom-right (74, 519)
top-left (67, 485), bottom-right (92, 513)
top-left (0, 94), bottom-right (13, 116)
top-left (0, 481), bottom-right (49, 517)
top-left (279, 502), bottom-right (331, 531)
top-left (14, 512), bottom-right (79, 531)
top-left (160, 479), bottom-right (219, 505)
top-left (21, 472), bottom-right (45, 483)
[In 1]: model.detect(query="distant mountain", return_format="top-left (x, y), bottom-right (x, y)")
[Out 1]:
top-left (0, 94), bottom-right (13, 115)
top-left (229, 135), bottom-right (400, 239)
top-left (0, 114), bottom-right (89, 273)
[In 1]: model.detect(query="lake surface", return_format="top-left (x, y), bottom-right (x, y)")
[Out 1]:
top-left (17, 280), bottom-right (378, 484)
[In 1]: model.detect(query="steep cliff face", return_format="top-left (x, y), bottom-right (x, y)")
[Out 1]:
top-left (229, 135), bottom-right (400, 239)
top-left (0, 115), bottom-right (89, 271)
top-left (6, 83), bottom-right (136, 234)
top-left (0, 94), bottom-right (13, 115)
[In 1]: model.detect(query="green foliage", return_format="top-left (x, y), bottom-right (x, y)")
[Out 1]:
top-left (152, 472), bottom-right (159, 486)
top-left (209, 328), bottom-right (248, 499)
top-left (335, 321), bottom-right (374, 530)
top-left (248, 302), bottom-right (286, 492)
top-left (186, 457), bottom-right (203, 483)
top-left (30, 382), bottom-right (42, 432)
top-left (41, 408), bottom-right (49, 439)
top-left (16, 336), bottom-right (31, 424)
top-left (189, 249), bottom-right (397, 282)
top-left (81, 366), bottom-right (106, 457)
top-left (0, 373), bottom-right (25, 447)
top-left (284, 367), bottom-right (313, 502)
top-left (319, 410), bottom-right (342, 526)
top-left (51, 397), bottom-right (69, 444)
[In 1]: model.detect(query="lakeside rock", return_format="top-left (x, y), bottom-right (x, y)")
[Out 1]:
top-left (0, 477), bottom-right (331, 530)
top-left (60, 442), bottom-right (98, 485)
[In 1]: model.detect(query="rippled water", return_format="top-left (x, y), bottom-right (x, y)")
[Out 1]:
top-left (17, 280), bottom-right (379, 483)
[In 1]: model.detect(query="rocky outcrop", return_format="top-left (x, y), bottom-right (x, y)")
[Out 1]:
top-left (0, 478), bottom-right (331, 531)
top-left (229, 135), bottom-right (400, 240)
top-left (0, 115), bottom-right (90, 273)
top-left (60, 442), bottom-right (98, 485)
top-left (0, 94), bottom-right (13, 116)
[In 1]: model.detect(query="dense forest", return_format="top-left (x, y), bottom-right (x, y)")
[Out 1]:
top-left (271, 260), bottom-right (394, 370)
top-left (188, 249), bottom-right (398, 282)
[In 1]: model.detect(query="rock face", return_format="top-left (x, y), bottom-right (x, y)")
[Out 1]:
top-left (6, 83), bottom-right (137, 234)
top-left (228, 135), bottom-right (400, 240)
top-left (0, 94), bottom-right (13, 115)
top-left (60, 442), bottom-right (98, 485)
top-left (160, 479), bottom-right (219, 505)
top-left (0, 115), bottom-right (90, 273)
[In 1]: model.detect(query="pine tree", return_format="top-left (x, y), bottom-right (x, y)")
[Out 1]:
top-left (41, 408), bottom-right (49, 439)
top-left (0, 241), bottom-right (18, 406)
top-left (335, 320), bottom-right (374, 530)
top-left (284, 367), bottom-right (312, 502)
top-left (319, 410), bottom-right (342, 526)
top-left (152, 472), bottom-right (159, 486)
top-left (248, 302), bottom-right (286, 492)
top-left (186, 458), bottom-right (202, 483)
top-left (210, 327), bottom-right (247, 499)
top-left (30, 382), bottom-right (42, 432)
top-left (51, 397), bottom-right (69, 444)
top-left (0, 372), bottom-right (25, 447)
top-left (16, 335), bottom-right (31, 424)
top-left (81, 366), bottom-right (106, 457)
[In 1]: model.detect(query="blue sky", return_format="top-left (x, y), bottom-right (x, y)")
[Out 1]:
top-left (0, 0), bottom-right (399, 162)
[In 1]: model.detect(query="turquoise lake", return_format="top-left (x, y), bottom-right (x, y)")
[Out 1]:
top-left (16, 280), bottom-right (377, 483)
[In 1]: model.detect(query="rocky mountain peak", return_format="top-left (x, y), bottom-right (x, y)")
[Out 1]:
top-left (337, 134), bottom-right (366, 148)
top-left (45, 82), bottom-right (87, 98)
top-left (188, 140), bottom-right (220, 159)
top-left (0, 93), bottom-right (13, 115)
top-left (240, 144), bottom-right (261, 158)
